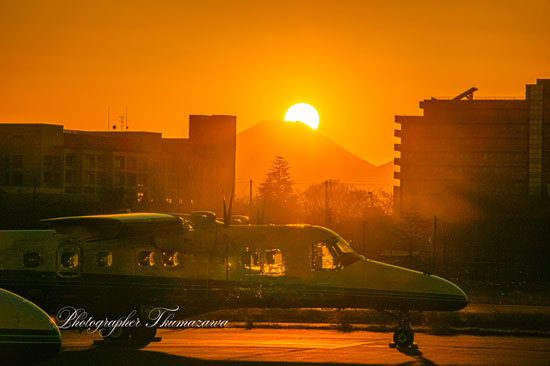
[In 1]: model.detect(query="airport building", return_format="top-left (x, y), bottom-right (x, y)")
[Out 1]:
top-left (0, 115), bottom-right (236, 220)
top-left (394, 79), bottom-right (550, 221)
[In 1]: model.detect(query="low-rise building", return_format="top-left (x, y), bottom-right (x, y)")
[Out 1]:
top-left (0, 115), bottom-right (235, 223)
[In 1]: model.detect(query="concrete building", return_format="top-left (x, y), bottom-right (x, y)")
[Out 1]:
top-left (0, 115), bottom-right (236, 221)
top-left (394, 79), bottom-right (550, 221)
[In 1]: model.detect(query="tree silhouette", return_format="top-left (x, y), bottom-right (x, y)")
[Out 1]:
top-left (258, 156), bottom-right (299, 223)
top-left (258, 156), bottom-right (294, 203)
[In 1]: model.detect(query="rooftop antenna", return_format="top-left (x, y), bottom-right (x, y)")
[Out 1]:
top-left (107, 105), bottom-right (110, 131)
top-left (125, 106), bottom-right (128, 130)
top-left (118, 116), bottom-right (125, 131)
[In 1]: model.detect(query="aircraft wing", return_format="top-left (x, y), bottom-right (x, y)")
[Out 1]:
top-left (41, 213), bottom-right (182, 242)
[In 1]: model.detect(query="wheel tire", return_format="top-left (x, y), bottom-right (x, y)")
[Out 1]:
top-left (393, 328), bottom-right (414, 348)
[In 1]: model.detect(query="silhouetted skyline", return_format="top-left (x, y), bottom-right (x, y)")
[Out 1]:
top-left (1, 0), bottom-right (549, 165)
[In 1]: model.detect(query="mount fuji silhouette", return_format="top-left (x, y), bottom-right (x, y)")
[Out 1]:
top-left (236, 120), bottom-right (394, 193)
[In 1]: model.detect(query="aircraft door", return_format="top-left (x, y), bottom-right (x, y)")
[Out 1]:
top-left (56, 243), bottom-right (82, 278)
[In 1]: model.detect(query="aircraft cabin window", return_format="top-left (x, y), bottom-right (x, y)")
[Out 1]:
top-left (241, 248), bottom-right (261, 274)
top-left (60, 252), bottom-right (79, 269)
top-left (263, 249), bottom-right (285, 276)
top-left (241, 248), bottom-right (285, 276)
top-left (23, 252), bottom-right (43, 268)
top-left (312, 242), bottom-right (340, 271)
top-left (162, 251), bottom-right (182, 268)
top-left (96, 252), bottom-right (113, 268)
top-left (138, 251), bottom-right (156, 267)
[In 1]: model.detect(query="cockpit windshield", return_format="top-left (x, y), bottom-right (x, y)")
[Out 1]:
top-left (312, 236), bottom-right (362, 271)
top-left (334, 237), bottom-right (356, 254)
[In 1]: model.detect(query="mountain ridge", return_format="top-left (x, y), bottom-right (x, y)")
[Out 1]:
top-left (236, 120), bottom-right (394, 193)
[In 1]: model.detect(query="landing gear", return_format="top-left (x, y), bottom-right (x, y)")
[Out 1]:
top-left (392, 327), bottom-right (414, 348)
top-left (389, 311), bottom-right (417, 350)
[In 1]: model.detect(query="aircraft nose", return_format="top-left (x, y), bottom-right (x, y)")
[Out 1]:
top-left (434, 275), bottom-right (468, 311)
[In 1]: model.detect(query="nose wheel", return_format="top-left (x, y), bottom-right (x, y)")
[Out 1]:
top-left (389, 311), bottom-right (418, 350)
top-left (392, 328), bottom-right (414, 348)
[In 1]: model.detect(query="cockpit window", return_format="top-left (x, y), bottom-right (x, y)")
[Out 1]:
top-left (312, 237), bottom-right (360, 271)
top-left (335, 239), bottom-right (355, 254)
top-left (312, 242), bottom-right (339, 270)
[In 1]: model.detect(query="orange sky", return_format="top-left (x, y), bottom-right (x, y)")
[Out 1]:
top-left (1, 0), bottom-right (549, 165)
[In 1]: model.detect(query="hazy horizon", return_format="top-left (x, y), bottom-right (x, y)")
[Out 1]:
top-left (1, 0), bottom-right (549, 165)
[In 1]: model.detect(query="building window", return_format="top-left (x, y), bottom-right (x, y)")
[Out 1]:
top-left (65, 186), bottom-right (82, 194)
top-left (127, 173), bottom-right (136, 187)
top-left (139, 158), bottom-right (148, 170)
top-left (96, 155), bottom-right (106, 169)
top-left (65, 153), bottom-right (76, 168)
top-left (1, 172), bottom-right (8, 186)
top-left (114, 156), bottom-right (125, 170)
top-left (115, 173), bottom-right (124, 186)
top-left (137, 174), bottom-right (148, 187)
top-left (65, 171), bottom-right (74, 184)
top-left (84, 172), bottom-right (95, 185)
top-left (96, 172), bottom-right (105, 186)
top-left (44, 155), bottom-right (61, 169)
top-left (84, 154), bottom-right (95, 169)
top-left (43, 171), bottom-right (53, 184)
top-left (127, 157), bottom-right (137, 170)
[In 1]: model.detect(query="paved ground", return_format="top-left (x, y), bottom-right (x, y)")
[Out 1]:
top-left (39, 328), bottom-right (550, 366)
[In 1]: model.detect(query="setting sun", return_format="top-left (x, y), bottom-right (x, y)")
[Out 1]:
top-left (284, 103), bottom-right (319, 130)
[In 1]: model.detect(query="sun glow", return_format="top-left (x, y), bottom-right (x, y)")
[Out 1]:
top-left (284, 103), bottom-right (319, 130)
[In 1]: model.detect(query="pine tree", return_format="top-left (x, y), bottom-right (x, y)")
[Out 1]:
top-left (258, 156), bottom-right (294, 203)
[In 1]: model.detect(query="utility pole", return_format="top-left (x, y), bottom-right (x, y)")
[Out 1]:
top-left (249, 179), bottom-right (253, 220)
top-left (433, 216), bottom-right (437, 273)
top-left (362, 220), bottom-right (366, 255)
top-left (325, 180), bottom-right (329, 227)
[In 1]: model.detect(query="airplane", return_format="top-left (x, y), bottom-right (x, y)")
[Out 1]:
top-left (0, 288), bottom-right (62, 364)
top-left (0, 211), bottom-right (467, 351)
